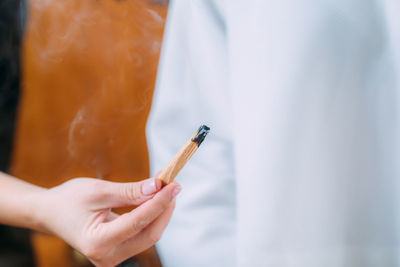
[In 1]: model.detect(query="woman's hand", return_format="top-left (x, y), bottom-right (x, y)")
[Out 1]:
top-left (34, 177), bottom-right (180, 267)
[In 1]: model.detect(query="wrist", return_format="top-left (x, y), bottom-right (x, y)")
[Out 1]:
top-left (25, 187), bottom-right (50, 233)
top-left (0, 173), bottom-right (50, 232)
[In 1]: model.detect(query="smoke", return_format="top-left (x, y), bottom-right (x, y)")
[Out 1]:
top-left (67, 107), bottom-right (85, 157)
top-left (20, 0), bottom-right (168, 178)
top-left (146, 8), bottom-right (164, 24)
top-left (27, 1), bottom-right (166, 62)
top-left (28, 1), bottom-right (102, 64)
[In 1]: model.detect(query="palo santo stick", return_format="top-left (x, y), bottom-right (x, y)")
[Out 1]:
top-left (159, 125), bottom-right (210, 184)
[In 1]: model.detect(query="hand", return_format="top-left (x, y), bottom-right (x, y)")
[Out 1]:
top-left (34, 177), bottom-right (180, 267)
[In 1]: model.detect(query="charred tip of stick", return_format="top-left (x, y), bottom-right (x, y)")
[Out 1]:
top-left (192, 125), bottom-right (210, 147)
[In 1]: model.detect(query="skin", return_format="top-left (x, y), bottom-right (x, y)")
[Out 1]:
top-left (0, 172), bottom-right (181, 267)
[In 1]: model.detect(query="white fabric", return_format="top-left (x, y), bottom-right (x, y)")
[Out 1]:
top-left (147, 0), bottom-right (400, 266)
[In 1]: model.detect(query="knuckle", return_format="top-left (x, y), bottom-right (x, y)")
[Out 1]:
top-left (121, 183), bottom-right (140, 202)
top-left (131, 217), bottom-right (148, 233)
top-left (149, 229), bottom-right (162, 244)
top-left (158, 197), bottom-right (170, 211)
top-left (90, 181), bottom-right (105, 195)
top-left (81, 180), bottom-right (107, 203)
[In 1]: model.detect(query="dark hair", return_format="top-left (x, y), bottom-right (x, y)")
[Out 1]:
top-left (0, 4), bottom-right (34, 266)
top-left (0, 0), bottom-right (25, 171)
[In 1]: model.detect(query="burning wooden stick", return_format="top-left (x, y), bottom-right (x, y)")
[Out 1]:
top-left (159, 125), bottom-right (210, 184)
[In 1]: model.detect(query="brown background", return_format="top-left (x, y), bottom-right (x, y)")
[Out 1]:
top-left (10, 0), bottom-right (167, 266)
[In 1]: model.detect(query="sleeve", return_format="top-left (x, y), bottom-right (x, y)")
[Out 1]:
top-left (146, 0), bottom-right (236, 266)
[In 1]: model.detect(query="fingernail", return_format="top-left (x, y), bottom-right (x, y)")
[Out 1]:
top-left (142, 178), bottom-right (157, 196)
top-left (171, 185), bottom-right (181, 198)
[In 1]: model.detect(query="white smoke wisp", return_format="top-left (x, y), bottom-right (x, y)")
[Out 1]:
top-left (146, 8), bottom-right (164, 24)
top-left (29, 0), bottom-right (102, 65)
top-left (67, 107), bottom-right (85, 157)
top-left (27, 0), bottom-right (168, 175)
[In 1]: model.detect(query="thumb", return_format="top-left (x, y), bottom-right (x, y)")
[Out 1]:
top-left (104, 178), bottom-right (163, 208)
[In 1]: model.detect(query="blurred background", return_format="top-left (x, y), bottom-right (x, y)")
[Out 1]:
top-left (0, 0), bottom-right (169, 266)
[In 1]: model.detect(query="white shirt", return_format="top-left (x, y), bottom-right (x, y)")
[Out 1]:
top-left (147, 0), bottom-right (400, 266)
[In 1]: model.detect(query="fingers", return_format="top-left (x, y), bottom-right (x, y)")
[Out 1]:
top-left (113, 200), bottom-right (176, 262)
top-left (99, 178), bottom-right (163, 208)
top-left (98, 182), bottom-right (181, 247)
